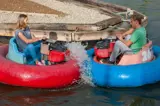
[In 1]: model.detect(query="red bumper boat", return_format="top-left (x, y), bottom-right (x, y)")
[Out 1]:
top-left (0, 45), bottom-right (80, 88)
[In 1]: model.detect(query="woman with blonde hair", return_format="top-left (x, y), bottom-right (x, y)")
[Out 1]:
top-left (15, 14), bottom-right (44, 65)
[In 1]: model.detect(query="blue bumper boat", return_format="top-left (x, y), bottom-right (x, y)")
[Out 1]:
top-left (86, 45), bottom-right (160, 87)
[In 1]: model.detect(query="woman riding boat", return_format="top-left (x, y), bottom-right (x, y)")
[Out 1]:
top-left (0, 15), bottom-right (80, 88)
top-left (15, 14), bottom-right (45, 65)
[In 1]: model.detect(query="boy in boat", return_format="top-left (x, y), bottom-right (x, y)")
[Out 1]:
top-left (40, 32), bottom-right (58, 65)
top-left (109, 14), bottom-right (147, 64)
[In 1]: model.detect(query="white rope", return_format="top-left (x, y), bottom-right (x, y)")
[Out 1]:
top-left (116, 8), bottom-right (134, 20)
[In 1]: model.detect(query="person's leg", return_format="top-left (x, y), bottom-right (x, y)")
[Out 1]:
top-left (33, 41), bottom-right (42, 61)
top-left (32, 41), bottom-right (41, 46)
top-left (109, 40), bottom-right (131, 62)
top-left (32, 41), bottom-right (41, 52)
top-left (23, 44), bottom-right (38, 62)
top-left (23, 44), bottom-right (43, 65)
top-left (41, 54), bottom-right (50, 65)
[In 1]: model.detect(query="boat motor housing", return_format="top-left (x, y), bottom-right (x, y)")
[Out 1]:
top-left (94, 39), bottom-right (115, 58)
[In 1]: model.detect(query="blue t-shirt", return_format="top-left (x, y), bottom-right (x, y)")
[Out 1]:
top-left (15, 26), bottom-right (32, 51)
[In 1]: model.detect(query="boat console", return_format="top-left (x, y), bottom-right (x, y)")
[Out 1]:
top-left (40, 39), bottom-right (69, 65)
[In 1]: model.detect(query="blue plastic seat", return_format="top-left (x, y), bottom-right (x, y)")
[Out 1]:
top-left (6, 37), bottom-right (26, 64)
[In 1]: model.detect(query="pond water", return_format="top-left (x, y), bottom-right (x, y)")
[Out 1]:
top-left (0, 0), bottom-right (160, 106)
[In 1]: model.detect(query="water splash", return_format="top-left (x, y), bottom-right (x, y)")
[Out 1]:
top-left (66, 42), bottom-right (95, 86)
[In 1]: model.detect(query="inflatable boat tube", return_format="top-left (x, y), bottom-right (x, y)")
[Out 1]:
top-left (86, 46), bottom-right (160, 87)
top-left (0, 45), bottom-right (80, 88)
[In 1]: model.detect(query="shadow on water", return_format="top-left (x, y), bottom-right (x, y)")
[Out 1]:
top-left (1, 81), bottom-right (160, 106)
top-left (90, 82), bottom-right (160, 106)
top-left (0, 81), bottom-right (85, 106)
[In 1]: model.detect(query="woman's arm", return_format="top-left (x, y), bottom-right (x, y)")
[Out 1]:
top-left (18, 32), bottom-right (40, 44)
top-left (31, 32), bottom-right (47, 40)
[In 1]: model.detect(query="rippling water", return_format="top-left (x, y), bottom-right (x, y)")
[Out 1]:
top-left (1, 0), bottom-right (160, 106)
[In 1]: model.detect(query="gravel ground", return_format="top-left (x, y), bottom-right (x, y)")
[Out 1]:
top-left (0, 0), bottom-right (111, 24)
top-left (0, 0), bottom-right (64, 15)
